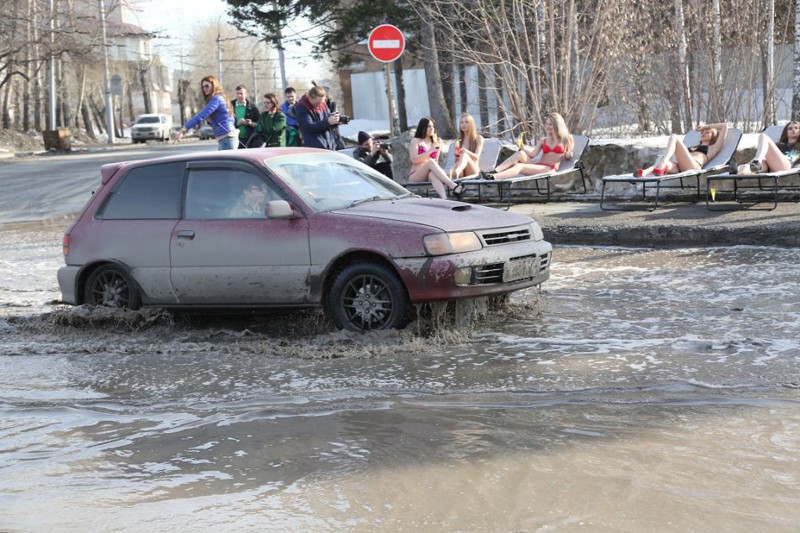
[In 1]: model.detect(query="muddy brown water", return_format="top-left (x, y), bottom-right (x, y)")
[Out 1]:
top-left (1, 222), bottom-right (799, 532)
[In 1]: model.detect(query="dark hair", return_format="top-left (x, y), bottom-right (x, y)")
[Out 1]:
top-left (780, 121), bottom-right (800, 150)
top-left (285, 87), bottom-right (296, 95)
top-left (262, 92), bottom-right (279, 110)
top-left (200, 75), bottom-right (233, 116)
top-left (235, 85), bottom-right (247, 91)
top-left (413, 117), bottom-right (434, 139)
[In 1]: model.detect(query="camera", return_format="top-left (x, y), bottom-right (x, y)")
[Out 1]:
top-left (337, 114), bottom-right (351, 125)
top-left (379, 142), bottom-right (390, 150)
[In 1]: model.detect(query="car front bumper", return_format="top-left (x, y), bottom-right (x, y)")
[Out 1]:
top-left (131, 130), bottom-right (163, 140)
top-left (395, 239), bottom-right (553, 302)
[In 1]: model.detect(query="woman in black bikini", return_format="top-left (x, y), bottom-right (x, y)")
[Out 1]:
top-left (634, 122), bottom-right (729, 177)
top-left (735, 121), bottom-right (800, 174)
top-left (486, 112), bottom-right (574, 181)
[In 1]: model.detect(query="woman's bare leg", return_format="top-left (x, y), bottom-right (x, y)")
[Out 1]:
top-left (656, 134), bottom-right (700, 174)
top-left (494, 150), bottom-right (530, 172)
top-left (493, 163), bottom-right (550, 180)
top-left (462, 158), bottom-right (480, 177)
top-left (449, 154), bottom-right (469, 179)
top-left (754, 133), bottom-right (791, 172)
top-left (410, 160), bottom-right (458, 198)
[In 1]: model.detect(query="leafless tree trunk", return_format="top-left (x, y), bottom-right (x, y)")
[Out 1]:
top-left (709, 0), bottom-right (723, 120)
top-left (794, 0), bottom-right (800, 117)
top-left (765, 0), bottom-right (776, 126)
top-left (674, 0), bottom-right (692, 130)
top-left (419, 13), bottom-right (454, 137)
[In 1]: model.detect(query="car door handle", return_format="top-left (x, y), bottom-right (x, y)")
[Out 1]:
top-left (176, 230), bottom-right (195, 239)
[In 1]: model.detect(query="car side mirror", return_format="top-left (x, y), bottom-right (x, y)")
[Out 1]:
top-left (266, 200), bottom-right (295, 219)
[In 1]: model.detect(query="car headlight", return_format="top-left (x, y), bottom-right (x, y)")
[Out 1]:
top-left (530, 222), bottom-right (544, 241)
top-left (423, 232), bottom-right (482, 256)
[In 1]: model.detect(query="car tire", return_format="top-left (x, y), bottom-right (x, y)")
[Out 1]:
top-left (329, 262), bottom-right (411, 331)
top-left (84, 264), bottom-right (142, 310)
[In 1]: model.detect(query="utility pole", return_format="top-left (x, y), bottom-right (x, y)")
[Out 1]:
top-left (252, 58), bottom-right (257, 98)
top-left (99, 0), bottom-right (115, 143)
top-left (217, 15), bottom-right (224, 85)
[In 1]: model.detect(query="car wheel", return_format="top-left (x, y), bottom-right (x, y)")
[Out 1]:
top-left (84, 264), bottom-right (141, 310)
top-left (329, 262), bottom-right (410, 331)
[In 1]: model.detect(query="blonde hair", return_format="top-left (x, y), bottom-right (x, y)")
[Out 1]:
top-left (458, 113), bottom-right (479, 152)
top-left (700, 127), bottom-right (719, 146)
top-left (548, 112), bottom-right (573, 152)
top-left (308, 80), bottom-right (327, 99)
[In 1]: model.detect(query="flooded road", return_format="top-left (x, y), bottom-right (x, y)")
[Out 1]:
top-left (1, 221), bottom-right (799, 532)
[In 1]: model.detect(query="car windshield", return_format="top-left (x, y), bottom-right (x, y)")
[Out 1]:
top-left (136, 116), bottom-right (160, 124)
top-left (265, 153), bottom-right (410, 212)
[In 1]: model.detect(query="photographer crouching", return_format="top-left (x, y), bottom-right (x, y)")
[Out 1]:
top-left (353, 131), bottom-right (394, 179)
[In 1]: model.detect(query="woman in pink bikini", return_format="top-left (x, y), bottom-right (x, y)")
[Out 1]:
top-left (485, 112), bottom-right (574, 180)
top-left (408, 117), bottom-right (465, 199)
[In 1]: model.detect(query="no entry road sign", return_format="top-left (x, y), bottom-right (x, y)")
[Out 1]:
top-left (368, 24), bottom-right (405, 63)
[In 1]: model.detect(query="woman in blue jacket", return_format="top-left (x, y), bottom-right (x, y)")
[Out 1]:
top-left (175, 75), bottom-right (238, 150)
top-left (295, 82), bottom-right (341, 150)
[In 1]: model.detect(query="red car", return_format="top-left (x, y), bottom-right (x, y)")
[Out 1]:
top-left (58, 149), bottom-right (552, 331)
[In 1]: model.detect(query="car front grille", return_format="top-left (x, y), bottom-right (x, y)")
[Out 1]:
top-left (471, 251), bottom-right (551, 285)
top-left (478, 225), bottom-right (532, 246)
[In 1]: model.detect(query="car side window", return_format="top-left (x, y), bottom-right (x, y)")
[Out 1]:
top-left (185, 168), bottom-right (280, 220)
top-left (99, 162), bottom-right (183, 219)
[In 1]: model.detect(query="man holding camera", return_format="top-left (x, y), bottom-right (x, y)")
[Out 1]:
top-left (353, 131), bottom-right (393, 179)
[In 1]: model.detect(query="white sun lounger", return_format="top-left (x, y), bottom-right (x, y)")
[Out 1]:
top-left (458, 134), bottom-right (590, 208)
top-left (706, 125), bottom-right (800, 211)
top-left (600, 128), bottom-right (742, 211)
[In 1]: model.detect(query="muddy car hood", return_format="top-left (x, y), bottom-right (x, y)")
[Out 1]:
top-left (334, 198), bottom-right (533, 232)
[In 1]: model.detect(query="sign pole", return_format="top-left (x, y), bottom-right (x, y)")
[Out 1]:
top-left (367, 24), bottom-right (405, 139)
top-left (383, 63), bottom-right (396, 138)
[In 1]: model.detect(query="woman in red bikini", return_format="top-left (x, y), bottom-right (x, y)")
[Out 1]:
top-left (485, 112), bottom-right (574, 180)
top-left (408, 117), bottom-right (465, 199)
top-left (634, 122), bottom-right (729, 178)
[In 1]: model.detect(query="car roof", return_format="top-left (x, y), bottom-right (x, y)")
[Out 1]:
top-left (100, 148), bottom-right (346, 183)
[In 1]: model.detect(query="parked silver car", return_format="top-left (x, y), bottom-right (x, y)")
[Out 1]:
top-left (58, 149), bottom-right (552, 331)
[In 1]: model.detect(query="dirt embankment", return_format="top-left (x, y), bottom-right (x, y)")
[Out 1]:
top-left (0, 128), bottom-right (109, 155)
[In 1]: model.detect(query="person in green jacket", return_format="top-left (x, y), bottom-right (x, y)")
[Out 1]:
top-left (249, 92), bottom-right (287, 148)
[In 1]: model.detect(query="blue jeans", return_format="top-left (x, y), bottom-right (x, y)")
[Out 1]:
top-left (218, 136), bottom-right (238, 151)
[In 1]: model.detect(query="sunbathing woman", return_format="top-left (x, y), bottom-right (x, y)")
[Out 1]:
top-left (485, 112), bottom-right (574, 180)
top-left (449, 112), bottom-right (484, 179)
top-left (634, 122), bottom-right (729, 177)
top-left (735, 121), bottom-right (800, 174)
top-left (408, 117), bottom-right (465, 199)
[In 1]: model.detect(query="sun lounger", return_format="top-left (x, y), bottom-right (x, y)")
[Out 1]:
top-left (600, 128), bottom-right (742, 211)
top-left (706, 125), bottom-right (800, 211)
top-left (402, 138), bottom-right (503, 197)
top-left (458, 135), bottom-right (590, 208)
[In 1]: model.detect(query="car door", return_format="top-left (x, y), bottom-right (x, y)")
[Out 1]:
top-left (93, 161), bottom-right (184, 304)
top-left (170, 160), bottom-right (312, 305)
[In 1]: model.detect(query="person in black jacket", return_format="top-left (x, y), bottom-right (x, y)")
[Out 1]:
top-left (353, 131), bottom-right (393, 179)
top-left (231, 85), bottom-right (260, 148)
